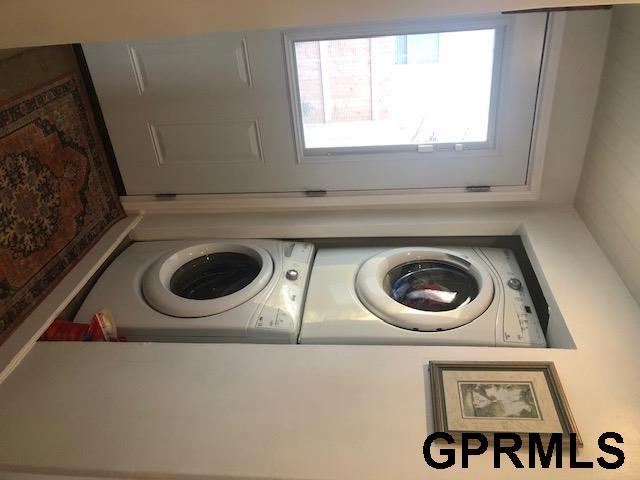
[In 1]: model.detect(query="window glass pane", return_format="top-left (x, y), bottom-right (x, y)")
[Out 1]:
top-left (407, 33), bottom-right (440, 64)
top-left (395, 35), bottom-right (408, 64)
top-left (294, 29), bottom-right (495, 149)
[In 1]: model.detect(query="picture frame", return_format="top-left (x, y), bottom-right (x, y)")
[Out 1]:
top-left (429, 361), bottom-right (581, 446)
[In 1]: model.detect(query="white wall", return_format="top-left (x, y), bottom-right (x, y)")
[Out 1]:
top-left (3, 208), bottom-right (640, 479)
top-left (538, 10), bottom-right (611, 204)
top-left (0, 0), bottom-right (632, 49)
top-left (575, 5), bottom-right (640, 303)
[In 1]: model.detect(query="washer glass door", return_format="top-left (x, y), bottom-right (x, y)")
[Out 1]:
top-left (355, 247), bottom-right (494, 331)
top-left (386, 261), bottom-right (479, 312)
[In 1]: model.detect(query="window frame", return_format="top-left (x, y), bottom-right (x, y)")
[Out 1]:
top-left (284, 15), bottom-right (510, 163)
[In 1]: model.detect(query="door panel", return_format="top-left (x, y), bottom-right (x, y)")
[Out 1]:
top-left (128, 39), bottom-right (253, 96)
top-left (83, 15), bottom-right (545, 194)
top-left (148, 120), bottom-right (264, 166)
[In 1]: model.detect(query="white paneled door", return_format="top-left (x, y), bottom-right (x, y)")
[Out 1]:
top-left (83, 14), bottom-right (546, 194)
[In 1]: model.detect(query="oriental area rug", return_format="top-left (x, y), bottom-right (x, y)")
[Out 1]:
top-left (0, 73), bottom-right (124, 343)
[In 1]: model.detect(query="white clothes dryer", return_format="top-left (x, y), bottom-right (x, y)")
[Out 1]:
top-left (75, 239), bottom-right (314, 343)
top-left (299, 246), bottom-right (546, 347)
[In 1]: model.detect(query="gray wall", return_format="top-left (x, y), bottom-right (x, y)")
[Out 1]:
top-left (575, 5), bottom-right (640, 303)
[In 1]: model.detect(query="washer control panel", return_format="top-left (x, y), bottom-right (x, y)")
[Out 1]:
top-left (250, 242), bottom-right (315, 343)
top-left (484, 249), bottom-right (546, 347)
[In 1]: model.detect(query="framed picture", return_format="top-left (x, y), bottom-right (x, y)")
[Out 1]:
top-left (429, 361), bottom-right (581, 445)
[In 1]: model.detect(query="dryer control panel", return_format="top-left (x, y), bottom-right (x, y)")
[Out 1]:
top-left (483, 248), bottom-right (546, 347)
top-left (249, 242), bottom-right (315, 343)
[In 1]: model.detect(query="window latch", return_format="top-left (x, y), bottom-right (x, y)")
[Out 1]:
top-left (417, 144), bottom-right (434, 153)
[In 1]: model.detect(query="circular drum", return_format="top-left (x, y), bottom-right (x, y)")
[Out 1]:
top-left (142, 242), bottom-right (274, 317)
top-left (355, 248), bottom-right (494, 331)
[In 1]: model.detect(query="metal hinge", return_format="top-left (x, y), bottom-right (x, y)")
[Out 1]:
top-left (154, 193), bottom-right (177, 200)
top-left (304, 190), bottom-right (327, 197)
top-left (465, 186), bottom-right (492, 193)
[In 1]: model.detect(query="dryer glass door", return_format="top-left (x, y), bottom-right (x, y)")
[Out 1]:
top-left (169, 253), bottom-right (261, 300)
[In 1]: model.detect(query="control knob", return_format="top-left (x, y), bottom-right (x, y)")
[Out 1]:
top-left (507, 278), bottom-right (522, 290)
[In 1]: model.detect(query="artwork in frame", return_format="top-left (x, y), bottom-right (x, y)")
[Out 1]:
top-left (429, 361), bottom-right (581, 446)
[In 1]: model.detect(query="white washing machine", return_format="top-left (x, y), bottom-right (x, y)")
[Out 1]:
top-left (75, 239), bottom-right (314, 343)
top-left (299, 246), bottom-right (546, 347)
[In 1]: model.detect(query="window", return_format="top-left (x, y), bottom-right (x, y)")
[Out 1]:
top-left (293, 29), bottom-right (496, 150)
top-left (284, 14), bottom-right (548, 189)
top-left (395, 34), bottom-right (440, 65)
